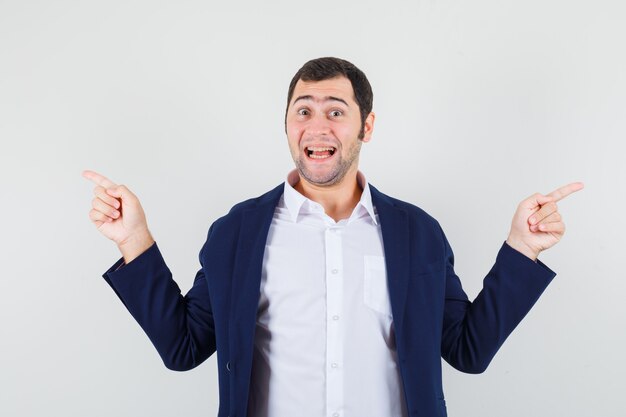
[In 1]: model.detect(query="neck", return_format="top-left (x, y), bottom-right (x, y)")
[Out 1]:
top-left (294, 168), bottom-right (362, 222)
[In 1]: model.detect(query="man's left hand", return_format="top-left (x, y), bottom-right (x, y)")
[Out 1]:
top-left (506, 182), bottom-right (584, 261)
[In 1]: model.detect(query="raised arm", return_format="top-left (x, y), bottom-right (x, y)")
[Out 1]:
top-left (82, 169), bottom-right (216, 370)
top-left (441, 182), bottom-right (583, 373)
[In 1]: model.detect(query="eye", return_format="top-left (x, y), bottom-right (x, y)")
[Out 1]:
top-left (329, 110), bottom-right (343, 117)
top-left (297, 108), bottom-right (310, 116)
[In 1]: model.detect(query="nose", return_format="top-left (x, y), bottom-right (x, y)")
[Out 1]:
top-left (305, 112), bottom-right (332, 136)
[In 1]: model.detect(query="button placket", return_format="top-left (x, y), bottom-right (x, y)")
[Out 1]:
top-left (325, 226), bottom-right (344, 417)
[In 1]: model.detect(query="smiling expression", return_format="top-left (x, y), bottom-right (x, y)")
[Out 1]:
top-left (285, 76), bottom-right (375, 187)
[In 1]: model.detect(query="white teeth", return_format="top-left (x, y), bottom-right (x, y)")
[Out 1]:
top-left (306, 146), bottom-right (335, 159)
top-left (307, 146), bottom-right (335, 152)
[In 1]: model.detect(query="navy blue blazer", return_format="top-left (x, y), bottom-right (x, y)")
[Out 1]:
top-left (103, 183), bottom-right (556, 417)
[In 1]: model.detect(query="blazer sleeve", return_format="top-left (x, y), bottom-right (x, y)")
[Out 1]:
top-left (101, 233), bottom-right (217, 371)
top-left (439, 229), bottom-right (556, 374)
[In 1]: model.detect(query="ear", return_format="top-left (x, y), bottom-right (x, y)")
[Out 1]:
top-left (360, 112), bottom-right (376, 143)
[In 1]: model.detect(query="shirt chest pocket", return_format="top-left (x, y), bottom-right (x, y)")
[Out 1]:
top-left (363, 255), bottom-right (393, 317)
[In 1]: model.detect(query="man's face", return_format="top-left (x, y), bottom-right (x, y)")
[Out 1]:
top-left (285, 76), bottom-right (374, 187)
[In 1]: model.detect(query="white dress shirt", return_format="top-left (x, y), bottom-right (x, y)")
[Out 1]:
top-left (247, 170), bottom-right (408, 417)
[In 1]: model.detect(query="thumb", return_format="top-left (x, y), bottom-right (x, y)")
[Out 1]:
top-left (522, 193), bottom-right (554, 210)
top-left (105, 185), bottom-right (134, 201)
top-left (535, 194), bottom-right (554, 206)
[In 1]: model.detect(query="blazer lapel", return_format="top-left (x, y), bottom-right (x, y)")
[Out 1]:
top-left (370, 185), bottom-right (411, 331)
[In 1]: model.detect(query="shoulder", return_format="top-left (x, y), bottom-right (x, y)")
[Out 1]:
top-left (207, 183), bottom-right (284, 233)
top-left (370, 184), bottom-right (441, 230)
top-left (370, 184), bottom-right (451, 260)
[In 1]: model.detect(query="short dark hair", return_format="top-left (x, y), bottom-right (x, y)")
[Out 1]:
top-left (285, 57), bottom-right (373, 138)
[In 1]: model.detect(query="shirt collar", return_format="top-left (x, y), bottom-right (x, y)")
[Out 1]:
top-left (282, 169), bottom-right (378, 225)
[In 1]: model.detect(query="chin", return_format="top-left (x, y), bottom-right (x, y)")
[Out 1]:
top-left (299, 167), bottom-right (344, 187)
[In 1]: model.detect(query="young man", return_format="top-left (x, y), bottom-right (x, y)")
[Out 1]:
top-left (83, 57), bottom-right (583, 417)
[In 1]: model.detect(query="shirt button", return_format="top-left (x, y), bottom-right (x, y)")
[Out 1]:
top-left (332, 315), bottom-right (340, 321)
top-left (331, 363), bottom-right (338, 368)
top-left (331, 269), bottom-right (339, 274)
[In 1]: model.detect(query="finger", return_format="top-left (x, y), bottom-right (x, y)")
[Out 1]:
top-left (546, 182), bottom-right (585, 202)
top-left (539, 211), bottom-right (561, 224)
top-left (106, 184), bottom-right (136, 202)
top-left (92, 197), bottom-right (121, 220)
top-left (82, 170), bottom-right (117, 188)
top-left (528, 202), bottom-right (558, 225)
top-left (93, 185), bottom-right (120, 209)
top-left (536, 221), bottom-right (566, 234)
top-left (530, 211), bottom-right (561, 231)
top-left (89, 208), bottom-right (114, 225)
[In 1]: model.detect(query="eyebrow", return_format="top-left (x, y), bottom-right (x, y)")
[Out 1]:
top-left (292, 95), bottom-right (349, 107)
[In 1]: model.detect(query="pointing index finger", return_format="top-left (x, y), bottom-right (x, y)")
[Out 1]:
top-left (82, 170), bottom-right (117, 188)
top-left (546, 182), bottom-right (585, 202)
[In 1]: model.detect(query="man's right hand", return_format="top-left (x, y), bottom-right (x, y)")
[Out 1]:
top-left (82, 170), bottom-right (155, 264)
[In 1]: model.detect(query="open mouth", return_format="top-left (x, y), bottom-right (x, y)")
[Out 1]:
top-left (306, 146), bottom-right (336, 160)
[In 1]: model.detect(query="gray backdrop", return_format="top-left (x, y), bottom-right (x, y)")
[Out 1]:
top-left (1, 0), bottom-right (624, 416)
